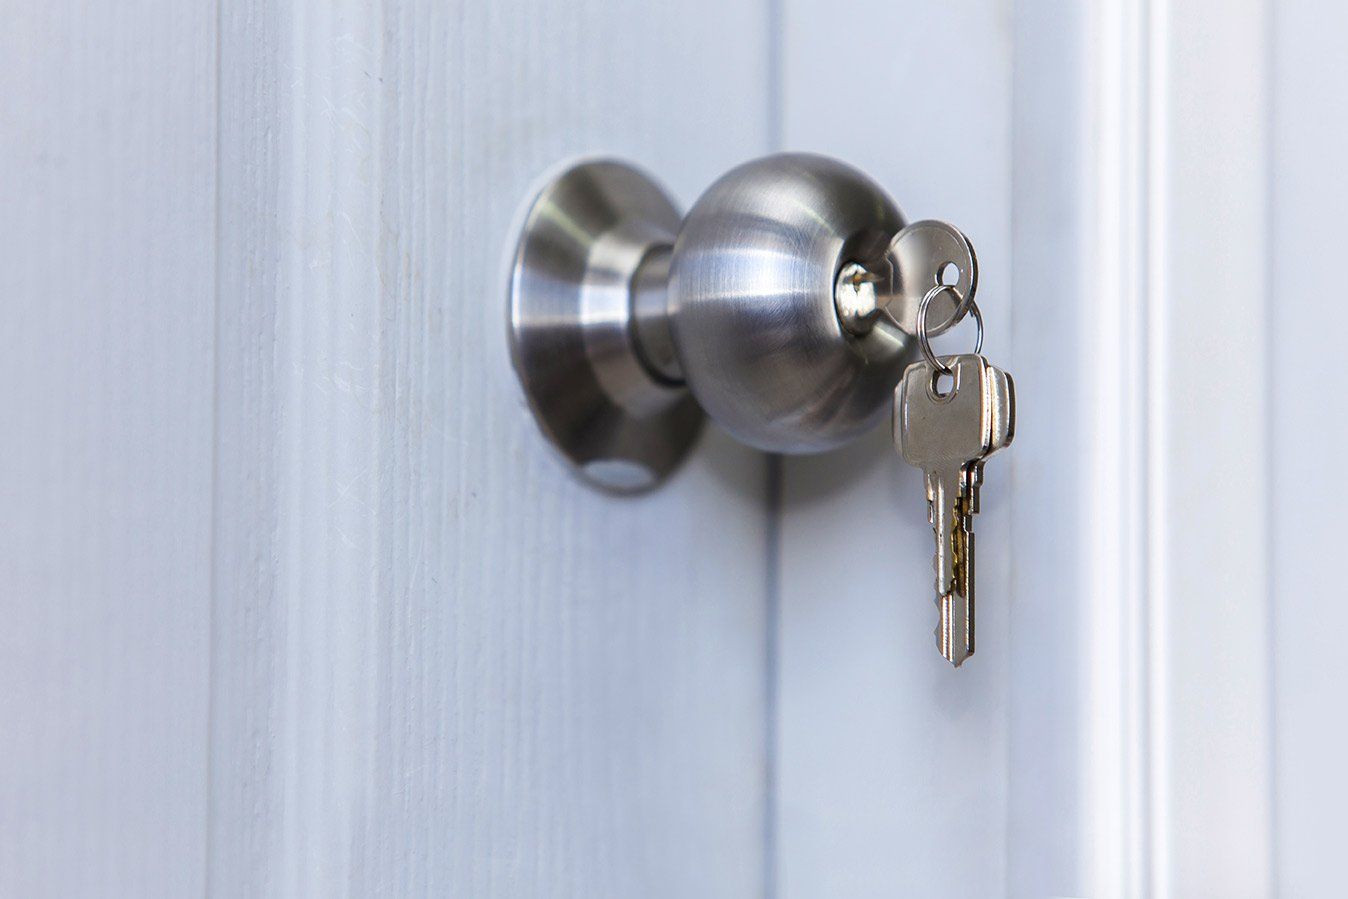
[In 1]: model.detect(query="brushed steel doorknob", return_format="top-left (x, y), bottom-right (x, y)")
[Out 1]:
top-left (507, 152), bottom-right (977, 492)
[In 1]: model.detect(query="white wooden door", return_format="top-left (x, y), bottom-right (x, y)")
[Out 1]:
top-left (7, 1), bottom-right (772, 895)
top-left (4, 0), bottom-right (1346, 896)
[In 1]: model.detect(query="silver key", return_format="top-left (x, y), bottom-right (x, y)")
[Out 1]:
top-left (960, 361), bottom-right (1015, 516)
top-left (896, 353), bottom-right (1015, 666)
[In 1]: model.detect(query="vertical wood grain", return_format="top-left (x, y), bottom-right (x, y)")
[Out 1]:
top-left (774, 2), bottom-right (1014, 895)
top-left (209, 0), bottom-right (285, 889)
top-left (0, 1), bottom-right (217, 895)
top-left (210, 1), bottom-right (774, 895)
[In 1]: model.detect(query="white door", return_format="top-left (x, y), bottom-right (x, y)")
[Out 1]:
top-left (4, 0), bottom-right (1344, 897)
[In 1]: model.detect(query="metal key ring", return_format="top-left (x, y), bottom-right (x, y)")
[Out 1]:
top-left (917, 284), bottom-right (983, 375)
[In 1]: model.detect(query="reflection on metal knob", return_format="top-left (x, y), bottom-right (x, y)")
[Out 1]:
top-left (507, 152), bottom-right (974, 493)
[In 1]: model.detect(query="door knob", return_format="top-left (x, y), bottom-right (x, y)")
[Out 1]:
top-left (507, 152), bottom-right (977, 492)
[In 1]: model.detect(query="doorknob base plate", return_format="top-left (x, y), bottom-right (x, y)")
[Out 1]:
top-left (507, 160), bottom-right (704, 493)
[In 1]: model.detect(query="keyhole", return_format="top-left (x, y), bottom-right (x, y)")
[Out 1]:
top-left (938, 262), bottom-right (960, 286)
top-left (931, 369), bottom-right (955, 397)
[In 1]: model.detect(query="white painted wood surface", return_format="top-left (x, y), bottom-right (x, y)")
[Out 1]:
top-left (6, 0), bottom-right (775, 895)
top-left (1015, 0), bottom-right (1280, 894)
top-left (1270, 1), bottom-right (1348, 894)
top-left (0, 1), bottom-right (217, 896)
top-left (1012, 1), bottom-right (1118, 892)
top-left (776, 0), bottom-right (1293, 897)
top-left (1147, 1), bottom-right (1272, 893)
top-left (8, 0), bottom-right (1348, 895)
top-left (207, 1), bottom-right (774, 896)
top-left (774, 1), bottom-right (1014, 895)
top-left (1017, 0), bottom-right (1275, 894)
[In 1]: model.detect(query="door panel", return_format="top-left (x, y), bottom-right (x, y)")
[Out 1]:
top-left (6, 0), bottom-right (776, 895)
top-left (0, 2), bottom-right (217, 895)
top-left (775, 1), bottom-right (1013, 894)
top-left (1271, 1), bottom-right (1348, 893)
top-left (208, 1), bottom-right (775, 896)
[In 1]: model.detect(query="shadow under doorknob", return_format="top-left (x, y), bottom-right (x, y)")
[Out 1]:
top-left (507, 152), bottom-right (977, 493)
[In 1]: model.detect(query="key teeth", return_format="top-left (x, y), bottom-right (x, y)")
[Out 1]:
top-left (934, 611), bottom-right (946, 660)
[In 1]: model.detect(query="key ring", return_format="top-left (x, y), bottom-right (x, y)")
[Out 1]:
top-left (916, 284), bottom-right (983, 376)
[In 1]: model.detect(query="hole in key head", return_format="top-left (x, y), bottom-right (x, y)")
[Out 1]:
top-left (930, 367), bottom-right (955, 398)
top-left (938, 261), bottom-right (960, 286)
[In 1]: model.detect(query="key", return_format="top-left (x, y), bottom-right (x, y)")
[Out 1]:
top-left (896, 353), bottom-right (1015, 666)
top-left (835, 220), bottom-right (977, 338)
top-left (959, 362), bottom-right (1015, 517)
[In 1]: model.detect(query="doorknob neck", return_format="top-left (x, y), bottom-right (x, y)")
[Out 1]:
top-left (629, 245), bottom-right (682, 384)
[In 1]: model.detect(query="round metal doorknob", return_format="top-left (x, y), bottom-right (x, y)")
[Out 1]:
top-left (507, 152), bottom-right (976, 492)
